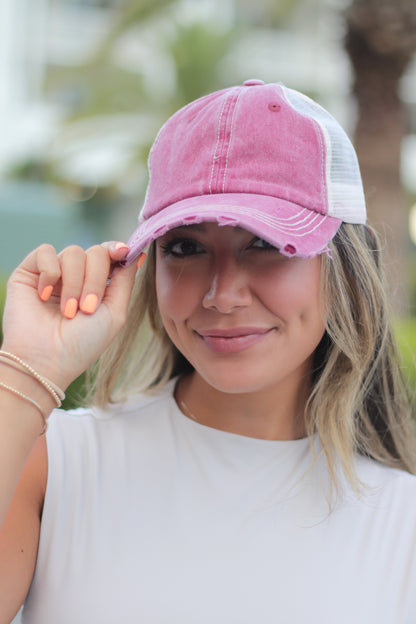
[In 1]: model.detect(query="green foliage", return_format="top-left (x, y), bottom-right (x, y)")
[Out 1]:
top-left (89, 0), bottom-right (177, 63)
top-left (395, 317), bottom-right (416, 395)
top-left (168, 22), bottom-right (237, 108)
top-left (409, 251), bottom-right (416, 311)
top-left (236, 0), bottom-right (302, 27)
top-left (7, 158), bottom-right (56, 183)
top-left (0, 275), bottom-right (7, 345)
top-left (35, 0), bottom-right (238, 196)
top-left (45, 0), bottom-right (178, 124)
top-left (63, 374), bottom-right (87, 410)
top-left (46, 65), bottom-right (147, 120)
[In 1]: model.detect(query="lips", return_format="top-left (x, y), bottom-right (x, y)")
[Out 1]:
top-left (196, 327), bottom-right (274, 354)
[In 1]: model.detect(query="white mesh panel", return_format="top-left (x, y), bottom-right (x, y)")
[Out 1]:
top-left (281, 85), bottom-right (366, 224)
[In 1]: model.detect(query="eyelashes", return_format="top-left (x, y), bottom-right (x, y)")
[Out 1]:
top-left (249, 238), bottom-right (280, 252)
top-left (158, 234), bottom-right (281, 258)
top-left (159, 237), bottom-right (204, 258)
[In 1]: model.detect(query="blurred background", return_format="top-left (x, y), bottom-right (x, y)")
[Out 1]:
top-left (1, 0), bottom-right (416, 396)
top-left (1, 1), bottom-right (416, 620)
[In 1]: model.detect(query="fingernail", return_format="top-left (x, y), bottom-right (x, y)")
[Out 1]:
top-left (115, 243), bottom-right (129, 252)
top-left (64, 298), bottom-right (78, 319)
top-left (40, 285), bottom-right (53, 302)
top-left (137, 253), bottom-right (146, 270)
top-left (80, 293), bottom-right (98, 314)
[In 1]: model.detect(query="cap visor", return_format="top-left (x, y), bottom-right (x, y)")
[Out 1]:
top-left (123, 193), bottom-right (341, 266)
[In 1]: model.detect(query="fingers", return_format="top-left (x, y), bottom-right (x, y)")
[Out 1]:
top-left (101, 241), bottom-right (130, 263)
top-left (59, 245), bottom-right (86, 318)
top-left (102, 253), bottom-right (143, 320)
top-left (28, 241), bottom-right (139, 320)
top-left (79, 245), bottom-right (111, 315)
top-left (35, 245), bottom-right (62, 301)
top-left (15, 244), bottom-right (61, 301)
top-left (58, 244), bottom-right (112, 318)
top-left (59, 244), bottom-right (124, 319)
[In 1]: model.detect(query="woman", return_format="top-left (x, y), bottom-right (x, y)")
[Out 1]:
top-left (1, 80), bottom-right (415, 623)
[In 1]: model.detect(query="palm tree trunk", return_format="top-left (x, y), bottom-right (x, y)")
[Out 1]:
top-left (345, 1), bottom-right (416, 314)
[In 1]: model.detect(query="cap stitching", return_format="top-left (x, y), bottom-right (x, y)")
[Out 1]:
top-left (217, 205), bottom-right (327, 236)
top-left (313, 119), bottom-right (328, 215)
top-left (209, 95), bottom-right (229, 194)
top-left (318, 123), bottom-right (333, 216)
top-left (222, 89), bottom-right (243, 193)
top-left (140, 204), bottom-right (328, 238)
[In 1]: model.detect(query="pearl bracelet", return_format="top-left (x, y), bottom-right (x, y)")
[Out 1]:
top-left (0, 382), bottom-right (48, 435)
top-left (0, 351), bottom-right (65, 408)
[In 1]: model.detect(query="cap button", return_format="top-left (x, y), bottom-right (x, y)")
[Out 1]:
top-left (243, 79), bottom-right (265, 86)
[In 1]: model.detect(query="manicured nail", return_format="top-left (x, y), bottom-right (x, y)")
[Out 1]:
top-left (137, 253), bottom-right (146, 270)
top-left (40, 285), bottom-right (53, 302)
top-left (64, 298), bottom-right (78, 319)
top-left (115, 243), bottom-right (129, 252)
top-left (80, 293), bottom-right (98, 314)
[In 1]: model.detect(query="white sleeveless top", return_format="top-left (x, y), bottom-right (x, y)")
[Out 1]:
top-left (23, 379), bottom-right (416, 623)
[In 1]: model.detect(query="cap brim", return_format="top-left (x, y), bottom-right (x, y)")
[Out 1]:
top-left (122, 193), bottom-right (341, 266)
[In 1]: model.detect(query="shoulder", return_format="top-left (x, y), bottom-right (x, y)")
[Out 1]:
top-left (45, 379), bottom-right (178, 454)
top-left (50, 378), bottom-right (176, 426)
top-left (41, 380), bottom-right (181, 515)
top-left (350, 454), bottom-right (416, 519)
top-left (355, 454), bottom-right (416, 490)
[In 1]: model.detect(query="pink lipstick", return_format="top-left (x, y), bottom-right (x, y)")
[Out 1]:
top-left (197, 327), bottom-right (273, 354)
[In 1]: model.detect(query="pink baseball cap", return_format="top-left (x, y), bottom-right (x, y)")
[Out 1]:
top-left (123, 79), bottom-right (366, 265)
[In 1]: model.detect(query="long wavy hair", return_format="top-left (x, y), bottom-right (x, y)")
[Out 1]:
top-left (87, 223), bottom-right (416, 494)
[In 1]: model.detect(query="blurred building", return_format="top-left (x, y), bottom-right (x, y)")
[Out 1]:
top-left (0, 0), bottom-right (133, 272)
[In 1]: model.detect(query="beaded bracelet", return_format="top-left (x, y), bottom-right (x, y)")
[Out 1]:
top-left (0, 382), bottom-right (48, 435)
top-left (0, 351), bottom-right (65, 407)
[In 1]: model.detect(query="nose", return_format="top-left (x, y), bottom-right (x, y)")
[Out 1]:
top-left (202, 255), bottom-right (252, 313)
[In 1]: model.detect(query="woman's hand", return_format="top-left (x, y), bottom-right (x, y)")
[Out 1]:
top-left (1, 242), bottom-right (139, 390)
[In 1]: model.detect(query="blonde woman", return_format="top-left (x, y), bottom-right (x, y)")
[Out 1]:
top-left (1, 80), bottom-right (415, 623)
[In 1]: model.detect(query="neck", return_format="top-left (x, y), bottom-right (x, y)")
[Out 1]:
top-left (175, 371), bottom-right (311, 441)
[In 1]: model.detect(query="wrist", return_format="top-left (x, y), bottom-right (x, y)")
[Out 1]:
top-left (0, 362), bottom-right (58, 418)
top-left (0, 343), bottom-right (71, 391)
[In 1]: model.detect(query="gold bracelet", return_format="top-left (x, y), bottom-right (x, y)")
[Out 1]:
top-left (0, 351), bottom-right (65, 407)
top-left (0, 382), bottom-right (48, 435)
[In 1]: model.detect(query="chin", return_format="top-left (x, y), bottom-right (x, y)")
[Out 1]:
top-left (196, 366), bottom-right (277, 396)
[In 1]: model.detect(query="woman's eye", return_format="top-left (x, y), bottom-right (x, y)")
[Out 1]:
top-left (160, 238), bottom-right (204, 257)
top-left (250, 237), bottom-right (278, 252)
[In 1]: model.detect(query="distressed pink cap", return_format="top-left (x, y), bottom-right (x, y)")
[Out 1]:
top-left (124, 79), bottom-right (366, 265)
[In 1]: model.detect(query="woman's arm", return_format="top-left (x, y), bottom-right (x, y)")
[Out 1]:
top-left (0, 241), bottom-right (138, 620)
top-left (0, 435), bottom-right (46, 624)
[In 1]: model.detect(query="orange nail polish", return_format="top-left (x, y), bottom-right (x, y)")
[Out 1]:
top-left (137, 253), bottom-right (146, 270)
top-left (40, 285), bottom-right (53, 302)
top-left (64, 298), bottom-right (78, 319)
top-left (81, 293), bottom-right (98, 314)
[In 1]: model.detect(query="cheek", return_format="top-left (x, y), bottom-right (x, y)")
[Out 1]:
top-left (155, 261), bottom-right (200, 323)
top-left (257, 259), bottom-right (324, 323)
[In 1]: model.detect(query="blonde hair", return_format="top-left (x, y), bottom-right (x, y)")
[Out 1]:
top-left (309, 224), bottom-right (416, 493)
top-left (87, 223), bottom-right (416, 493)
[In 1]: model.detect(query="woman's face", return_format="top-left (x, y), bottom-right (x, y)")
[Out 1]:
top-left (155, 223), bottom-right (326, 396)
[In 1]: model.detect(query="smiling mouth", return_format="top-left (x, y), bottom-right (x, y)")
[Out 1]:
top-left (196, 327), bottom-right (274, 354)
